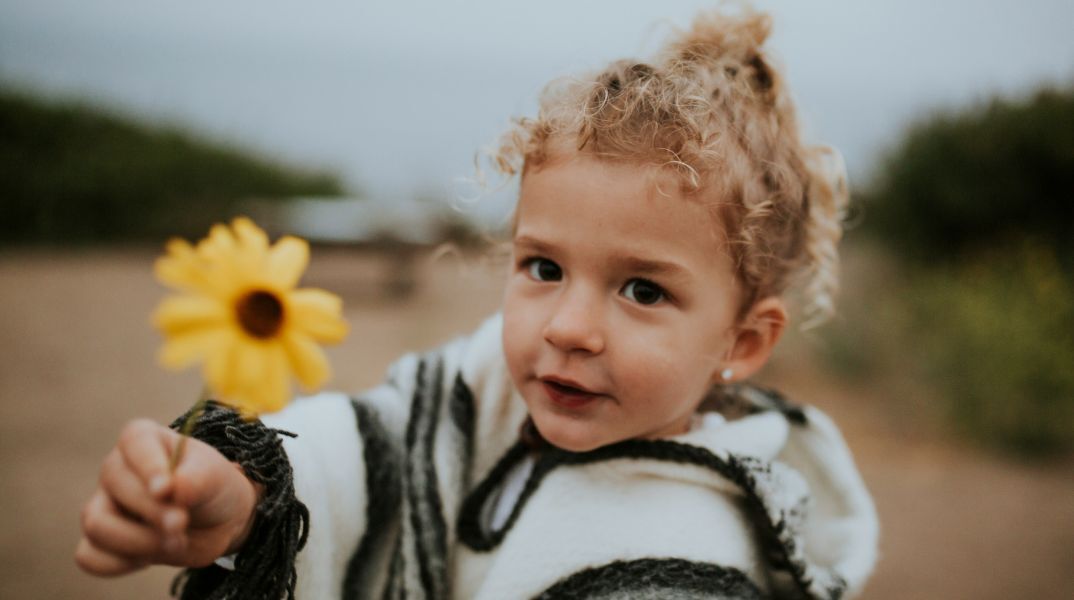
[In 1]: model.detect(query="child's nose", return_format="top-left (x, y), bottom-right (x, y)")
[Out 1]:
top-left (542, 287), bottom-right (605, 355)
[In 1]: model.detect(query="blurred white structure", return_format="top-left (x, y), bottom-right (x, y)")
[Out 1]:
top-left (245, 197), bottom-right (439, 245)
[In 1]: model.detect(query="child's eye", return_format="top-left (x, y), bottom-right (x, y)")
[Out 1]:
top-left (621, 278), bottom-right (666, 305)
top-left (524, 258), bottom-right (563, 282)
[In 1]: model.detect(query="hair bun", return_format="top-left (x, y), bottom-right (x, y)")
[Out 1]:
top-left (668, 9), bottom-right (772, 64)
top-left (661, 9), bottom-right (779, 105)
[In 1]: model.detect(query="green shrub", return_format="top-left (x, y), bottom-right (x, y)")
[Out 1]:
top-left (862, 85), bottom-right (1074, 264)
top-left (844, 83), bottom-right (1074, 456)
top-left (0, 86), bottom-right (344, 244)
top-left (910, 241), bottom-right (1074, 455)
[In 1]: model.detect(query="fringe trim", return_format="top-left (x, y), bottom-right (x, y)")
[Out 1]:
top-left (169, 401), bottom-right (310, 600)
top-left (533, 558), bottom-right (763, 599)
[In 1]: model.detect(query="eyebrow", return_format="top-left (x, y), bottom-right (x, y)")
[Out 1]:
top-left (512, 235), bottom-right (555, 255)
top-left (513, 235), bottom-right (692, 281)
top-left (615, 255), bottom-right (692, 280)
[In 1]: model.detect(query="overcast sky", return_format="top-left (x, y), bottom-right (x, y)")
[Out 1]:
top-left (2, 0), bottom-right (1073, 215)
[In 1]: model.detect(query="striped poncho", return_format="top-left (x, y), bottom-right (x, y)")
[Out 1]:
top-left (172, 313), bottom-right (878, 599)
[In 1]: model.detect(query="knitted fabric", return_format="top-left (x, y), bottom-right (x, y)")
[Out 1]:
top-left (169, 401), bottom-right (310, 600)
top-left (157, 314), bottom-right (877, 599)
top-left (533, 558), bottom-right (764, 599)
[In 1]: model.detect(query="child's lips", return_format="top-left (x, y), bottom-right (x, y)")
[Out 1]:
top-left (539, 376), bottom-right (605, 409)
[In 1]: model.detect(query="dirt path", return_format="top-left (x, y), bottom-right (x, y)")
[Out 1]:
top-left (1, 248), bottom-right (1070, 599)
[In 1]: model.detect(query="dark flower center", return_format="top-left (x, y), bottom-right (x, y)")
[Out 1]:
top-left (236, 290), bottom-right (284, 339)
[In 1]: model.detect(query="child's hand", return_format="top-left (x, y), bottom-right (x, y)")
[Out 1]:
top-left (75, 419), bottom-right (260, 576)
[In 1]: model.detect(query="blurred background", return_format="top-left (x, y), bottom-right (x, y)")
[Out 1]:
top-left (1, 0), bottom-right (1072, 598)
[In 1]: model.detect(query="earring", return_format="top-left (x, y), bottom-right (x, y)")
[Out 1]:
top-left (720, 368), bottom-right (733, 382)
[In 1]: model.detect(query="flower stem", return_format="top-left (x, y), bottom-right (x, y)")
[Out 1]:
top-left (169, 386), bottom-right (212, 473)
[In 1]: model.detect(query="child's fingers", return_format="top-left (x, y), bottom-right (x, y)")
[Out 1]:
top-left (80, 489), bottom-right (171, 559)
top-left (74, 536), bottom-right (148, 577)
top-left (116, 418), bottom-right (177, 499)
top-left (171, 442), bottom-right (243, 523)
top-left (99, 449), bottom-right (186, 534)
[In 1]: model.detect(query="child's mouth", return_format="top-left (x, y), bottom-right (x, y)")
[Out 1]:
top-left (541, 378), bottom-right (602, 409)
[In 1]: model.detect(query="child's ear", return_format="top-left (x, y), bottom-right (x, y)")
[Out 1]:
top-left (718, 296), bottom-right (787, 383)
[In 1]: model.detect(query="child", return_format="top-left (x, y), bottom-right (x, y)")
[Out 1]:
top-left (76, 7), bottom-right (878, 599)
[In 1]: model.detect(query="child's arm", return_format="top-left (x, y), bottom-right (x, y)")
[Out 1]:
top-left (75, 418), bottom-right (259, 576)
top-left (81, 316), bottom-right (501, 598)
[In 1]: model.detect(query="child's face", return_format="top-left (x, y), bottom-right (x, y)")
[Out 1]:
top-left (502, 153), bottom-right (742, 452)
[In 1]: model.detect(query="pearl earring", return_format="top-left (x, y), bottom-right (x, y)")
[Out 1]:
top-left (720, 368), bottom-right (733, 382)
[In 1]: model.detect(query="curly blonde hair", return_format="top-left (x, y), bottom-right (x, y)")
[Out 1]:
top-left (488, 8), bottom-right (848, 327)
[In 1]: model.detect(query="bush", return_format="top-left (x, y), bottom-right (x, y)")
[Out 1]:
top-left (862, 86), bottom-right (1074, 264)
top-left (0, 86), bottom-right (345, 244)
top-left (846, 84), bottom-right (1074, 456)
top-left (910, 241), bottom-right (1074, 455)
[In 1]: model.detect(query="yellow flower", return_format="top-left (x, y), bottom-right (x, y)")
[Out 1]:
top-left (152, 217), bottom-right (349, 415)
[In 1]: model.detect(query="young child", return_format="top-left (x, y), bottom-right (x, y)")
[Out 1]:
top-left (76, 8), bottom-right (878, 599)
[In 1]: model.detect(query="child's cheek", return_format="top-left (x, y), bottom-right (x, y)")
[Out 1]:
top-left (615, 340), bottom-right (681, 394)
top-left (500, 302), bottom-right (537, 386)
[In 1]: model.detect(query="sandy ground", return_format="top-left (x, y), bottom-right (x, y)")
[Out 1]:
top-left (1, 247), bottom-right (1072, 599)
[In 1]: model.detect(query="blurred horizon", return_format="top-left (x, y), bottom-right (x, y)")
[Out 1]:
top-left (3, 0), bottom-right (1073, 222)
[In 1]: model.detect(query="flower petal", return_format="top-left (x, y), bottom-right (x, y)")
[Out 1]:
top-left (222, 341), bottom-right (290, 416)
top-left (258, 343), bottom-right (291, 413)
top-left (197, 223), bottom-right (238, 265)
top-left (155, 238), bottom-right (218, 295)
top-left (204, 330), bottom-right (240, 397)
top-left (231, 217), bottom-right (272, 275)
top-left (233, 216), bottom-right (269, 257)
top-left (164, 237), bottom-right (196, 259)
top-left (282, 331), bottom-right (331, 390)
top-left (287, 288), bottom-right (349, 343)
top-left (159, 329), bottom-right (229, 370)
top-left (151, 295), bottom-right (228, 336)
top-left (230, 338), bottom-right (264, 389)
top-left (266, 236), bottom-right (309, 290)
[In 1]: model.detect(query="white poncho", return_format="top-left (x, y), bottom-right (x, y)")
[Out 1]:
top-left (174, 313), bottom-right (878, 599)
